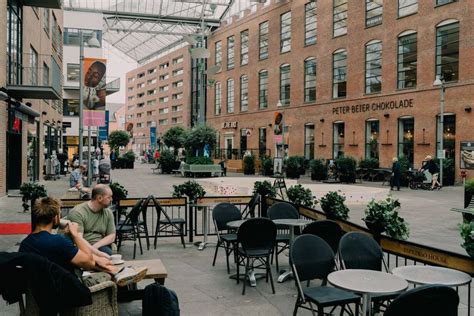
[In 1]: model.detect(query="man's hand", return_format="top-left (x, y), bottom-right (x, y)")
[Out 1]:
top-left (97, 251), bottom-right (111, 260)
top-left (66, 222), bottom-right (81, 239)
top-left (95, 256), bottom-right (113, 269)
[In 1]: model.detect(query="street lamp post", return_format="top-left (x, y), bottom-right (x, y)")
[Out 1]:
top-left (433, 75), bottom-right (445, 186)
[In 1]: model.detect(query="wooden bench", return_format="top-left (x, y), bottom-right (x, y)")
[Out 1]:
top-left (182, 164), bottom-right (223, 177)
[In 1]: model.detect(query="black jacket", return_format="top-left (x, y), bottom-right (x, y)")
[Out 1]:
top-left (0, 252), bottom-right (92, 315)
top-left (422, 160), bottom-right (439, 174)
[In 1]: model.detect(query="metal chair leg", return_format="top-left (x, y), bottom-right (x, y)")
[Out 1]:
top-left (212, 240), bottom-right (221, 267)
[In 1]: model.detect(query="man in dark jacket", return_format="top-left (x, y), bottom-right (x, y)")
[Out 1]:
top-left (391, 157), bottom-right (401, 191)
top-left (419, 155), bottom-right (441, 190)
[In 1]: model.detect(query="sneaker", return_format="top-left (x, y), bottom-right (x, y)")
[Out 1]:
top-left (114, 266), bottom-right (148, 287)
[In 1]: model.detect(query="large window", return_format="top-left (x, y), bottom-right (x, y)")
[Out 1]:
top-left (280, 64), bottom-right (291, 106)
top-left (7, 1), bottom-right (23, 85)
top-left (398, 0), bottom-right (418, 17)
top-left (397, 32), bottom-right (417, 89)
top-left (366, 0), bottom-right (383, 27)
top-left (215, 41), bottom-right (222, 66)
top-left (436, 21), bottom-right (459, 82)
top-left (305, 2), bottom-right (317, 45)
top-left (227, 36), bottom-right (235, 69)
top-left (398, 117), bottom-right (414, 165)
top-left (304, 58), bottom-right (317, 102)
top-left (365, 40), bottom-right (382, 94)
top-left (29, 46), bottom-right (38, 86)
top-left (305, 124), bottom-right (315, 160)
top-left (259, 21), bottom-right (269, 60)
top-left (215, 82), bottom-right (221, 115)
top-left (333, 121), bottom-right (345, 158)
top-left (227, 79), bottom-right (234, 113)
top-left (240, 75), bottom-right (248, 112)
top-left (240, 30), bottom-right (249, 66)
top-left (436, 0), bottom-right (456, 4)
top-left (280, 12), bottom-right (292, 53)
top-left (366, 120), bottom-right (379, 159)
top-left (63, 28), bottom-right (102, 47)
top-left (437, 114), bottom-right (456, 160)
top-left (259, 128), bottom-right (267, 157)
top-left (259, 70), bottom-right (268, 109)
top-left (333, 49), bottom-right (347, 98)
top-left (333, 0), bottom-right (348, 37)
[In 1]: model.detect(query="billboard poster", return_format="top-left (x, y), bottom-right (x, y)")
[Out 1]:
top-left (98, 111), bottom-right (109, 141)
top-left (83, 57), bottom-right (106, 126)
top-left (460, 141), bottom-right (474, 169)
top-left (150, 126), bottom-right (156, 150)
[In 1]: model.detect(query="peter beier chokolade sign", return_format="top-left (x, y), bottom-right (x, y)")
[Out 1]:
top-left (332, 98), bottom-right (414, 115)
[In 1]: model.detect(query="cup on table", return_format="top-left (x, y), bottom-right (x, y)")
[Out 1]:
top-left (110, 254), bottom-right (123, 264)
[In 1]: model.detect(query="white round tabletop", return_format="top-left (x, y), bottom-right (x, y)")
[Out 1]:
top-left (227, 219), bottom-right (247, 229)
top-left (273, 219), bottom-right (310, 227)
top-left (328, 269), bottom-right (408, 295)
top-left (392, 266), bottom-right (472, 287)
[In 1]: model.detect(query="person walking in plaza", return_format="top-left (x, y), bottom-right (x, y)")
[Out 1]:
top-left (419, 155), bottom-right (441, 190)
top-left (19, 197), bottom-right (147, 287)
top-left (68, 184), bottom-right (116, 258)
top-left (391, 157), bottom-right (401, 191)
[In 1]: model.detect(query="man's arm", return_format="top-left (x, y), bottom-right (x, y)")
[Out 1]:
top-left (67, 222), bottom-right (96, 270)
top-left (76, 232), bottom-right (111, 258)
top-left (91, 232), bottom-right (116, 250)
top-left (92, 209), bottom-right (116, 250)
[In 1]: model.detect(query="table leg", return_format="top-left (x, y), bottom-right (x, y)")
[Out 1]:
top-left (362, 293), bottom-right (371, 316)
top-left (277, 226), bottom-right (295, 283)
top-left (197, 206), bottom-right (216, 250)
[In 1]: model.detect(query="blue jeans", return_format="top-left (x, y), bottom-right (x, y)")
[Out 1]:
top-left (99, 245), bottom-right (113, 256)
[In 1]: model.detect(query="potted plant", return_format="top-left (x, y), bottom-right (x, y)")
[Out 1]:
top-left (464, 179), bottom-right (474, 221)
top-left (172, 181), bottom-right (206, 204)
top-left (294, 156), bottom-right (306, 175)
top-left (109, 182), bottom-right (128, 207)
top-left (287, 184), bottom-right (315, 208)
top-left (319, 191), bottom-right (350, 220)
top-left (335, 156), bottom-right (357, 183)
top-left (359, 158), bottom-right (379, 171)
top-left (362, 197), bottom-right (410, 240)
top-left (159, 150), bottom-right (178, 174)
top-left (459, 221), bottom-right (474, 258)
top-left (253, 180), bottom-right (277, 217)
top-left (310, 158), bottom-right (326, 181)
top-left (19, 182), bottom-right (47, 212)
top-left (260, 156), bottom-right (273, 176)
top-left (398, 155), bottom-right (410, 187)
top-left (243, 155), bottom-right (255, 175)
top-left (122, 150), bottom-right (136, 169)
top-left (285, 156), bottom-right (301, 179)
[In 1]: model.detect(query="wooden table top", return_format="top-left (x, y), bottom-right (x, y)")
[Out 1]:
top-left (120, 258), bottom-right (168, 280)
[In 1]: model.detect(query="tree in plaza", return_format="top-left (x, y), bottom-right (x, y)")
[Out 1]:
top-left (108, 131), bottom-right (130, 151)
top-left (162, 126), bottom-right (187, 154)
top-left (184, 124), bottom-right (217, 157)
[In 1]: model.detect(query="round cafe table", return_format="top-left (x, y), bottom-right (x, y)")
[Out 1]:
top-left (328, 269), bottom-right (408, 316)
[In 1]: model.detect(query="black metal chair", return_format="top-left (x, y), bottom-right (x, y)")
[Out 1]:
top-left (236, 218), bottom-right (276, 295)
top-left (290, 234), bottom-right (360, 316)
top-left (385, 285), bottom-right (459, 316)
top-left (212, 203), bottom-right (241, 273)
top-left (267, 202), bottom-right (299, 271)
top-left (116, 198), bottom-right (145, 259)
top-left (149, 195), bottom-right (186, 249)
top-left (338, 232), bottom-right (396, 313)
top-left (241, 193), bottom-right (260, 219)
top-left (302, 220), bottom-right (343, 253)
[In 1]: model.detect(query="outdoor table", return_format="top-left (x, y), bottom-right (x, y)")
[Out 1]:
top-left (189, 203), bottom-right (217, 250)
top-left (272, 218), bottom-right (309, 283)
top-left (328, 269), bottom-right (408, 316)
top-left (392, 265), bottom-right (472, 316)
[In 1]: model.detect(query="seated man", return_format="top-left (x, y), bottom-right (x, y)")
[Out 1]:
top-left (19, 197), bottom-right (147, 287)
top-left (69, 164), bottom-right (90, 195)
top-left (68, 184), bottom-right (116, 258)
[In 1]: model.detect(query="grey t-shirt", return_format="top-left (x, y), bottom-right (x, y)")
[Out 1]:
top-left (67, 202), bottom-right (115, 245)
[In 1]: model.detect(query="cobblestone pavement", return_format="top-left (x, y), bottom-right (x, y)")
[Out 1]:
top-left (0, 163), bottom-right (471, 315)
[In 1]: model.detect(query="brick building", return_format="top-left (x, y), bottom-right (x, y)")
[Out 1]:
top-left (1, 0), bottom-right (63, 196)
top-left (125, 46), bottom-right (191, 153)
top-left (205, 0), bottom-right (474, 181)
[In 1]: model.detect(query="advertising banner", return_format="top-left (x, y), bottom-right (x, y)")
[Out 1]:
top-left (150, 126), bottom-right (156, 150)
top-left (460, 141), bottom-right (474, 169)
top-left (83, 57), bottom-right (106, 126)
top-left (98, 111), bottom-right (109, 141)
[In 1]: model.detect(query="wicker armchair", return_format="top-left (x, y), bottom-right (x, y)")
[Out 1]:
top-left (25, 280), bottom-right (118, 316)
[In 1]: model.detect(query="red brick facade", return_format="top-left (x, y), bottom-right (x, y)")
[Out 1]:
top-left (205, 0), bottom-right (474, 181)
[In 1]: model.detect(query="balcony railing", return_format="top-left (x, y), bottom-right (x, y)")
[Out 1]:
top-left (7, 53), bottom-right (62, 100)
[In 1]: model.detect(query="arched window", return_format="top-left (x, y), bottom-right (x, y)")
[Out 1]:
top-left (397, 30), bottom-right (417, 89)
top-left (333, 49), bottom-right (347, 98)
top-left (280, 64), bottom-right (291, 106)
top-left (304, 57), bottom-right (317, 102)
top-left (365, 40), bottom-right (382, 94)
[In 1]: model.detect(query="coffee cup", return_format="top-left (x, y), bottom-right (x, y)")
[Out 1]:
top-left (110, 254), bottom-right (122, 264)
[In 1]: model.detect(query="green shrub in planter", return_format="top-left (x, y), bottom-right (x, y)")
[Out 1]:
top-left (122, 150), bottom-right (136, 168)
top-left (434, 157), bottom-right (454, 186)
top-left (172, 181), bottom-right (206, 203)
top-left (285, 156), bottom-right (301, 179)
top-left (287, 184), bottom-right (315, 207)
top-left (335, 156), bottom-right (357, 183)
top-left (459, 221), bottom-right (474, 258)
top-left (109, 182), bottom-right (128, 206)
top-left (159, 150), bottom-right (178, 173)
top-left (310, 158), bottom-right (326, 181)
top-left (19, 182), bottom-right (47, 212)
top-left (398, 155), bottom-right (410, 186)
top-left (243, 155), bottom-right (256, 175)
top-left (293, 156), bottom-right (306, 175)
top-left (362, 197), bottom-right (410, 240)
top-left (319, 191), bottom-right (349, 220)
top-left (253, 180), bottom-right (277, 198)
top-left (186, 156), bottom-right (213, 165)
top-left (261, 156), bottom-right (273, 176)
top-left (359, 158), bottom-right (379, 170)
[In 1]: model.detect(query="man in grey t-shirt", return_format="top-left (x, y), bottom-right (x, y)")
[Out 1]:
top-left (68, 184), bottom-right (115, 258)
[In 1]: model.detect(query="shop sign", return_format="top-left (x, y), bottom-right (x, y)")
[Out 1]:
top-left (222, 121), bottom-right (238, 129)
top-left (460, 141), bottom-right (474, 169)
top-left (333, 98), bottom-right (414, 115)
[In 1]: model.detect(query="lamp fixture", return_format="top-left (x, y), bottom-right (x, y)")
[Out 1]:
top-left (320, 118), bottom-right (325, 123)
top-left (465, 106), bottom-right (472, 113)
top-left (42, 111), bottom-right (47, 115)
top-left (86, 31), bottom-right (101, 48)
top-left (384, 113), bottom-right (390, 118)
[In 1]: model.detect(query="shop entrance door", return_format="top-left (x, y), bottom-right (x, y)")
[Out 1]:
top-left (240, 129), bottom-right (247, 158)
top-left (7, 132), bottom-right (22, 190)
top-left (225, 136), bottom-right (233, 160)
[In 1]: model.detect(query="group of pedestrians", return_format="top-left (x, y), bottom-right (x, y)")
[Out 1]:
top-left (391, 155), bottom-right (442, 191)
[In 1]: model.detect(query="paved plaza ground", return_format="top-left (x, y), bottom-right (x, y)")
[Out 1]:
top-left (0, 163), bottom-right (471, 315)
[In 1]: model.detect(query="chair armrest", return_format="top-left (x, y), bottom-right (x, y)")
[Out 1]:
top-left (88, 281), bottom-right (116, 294)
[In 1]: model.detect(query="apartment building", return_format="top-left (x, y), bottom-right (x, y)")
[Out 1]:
top-left (205, 0), bottom-right (474, 181)
top-left (125, 46), bottom-right (191, 152)
top-left (1, 0), bottom-right (63, 196)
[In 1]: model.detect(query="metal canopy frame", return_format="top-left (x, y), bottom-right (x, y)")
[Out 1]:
top-left (63, 0), bottom-right (240, 64)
